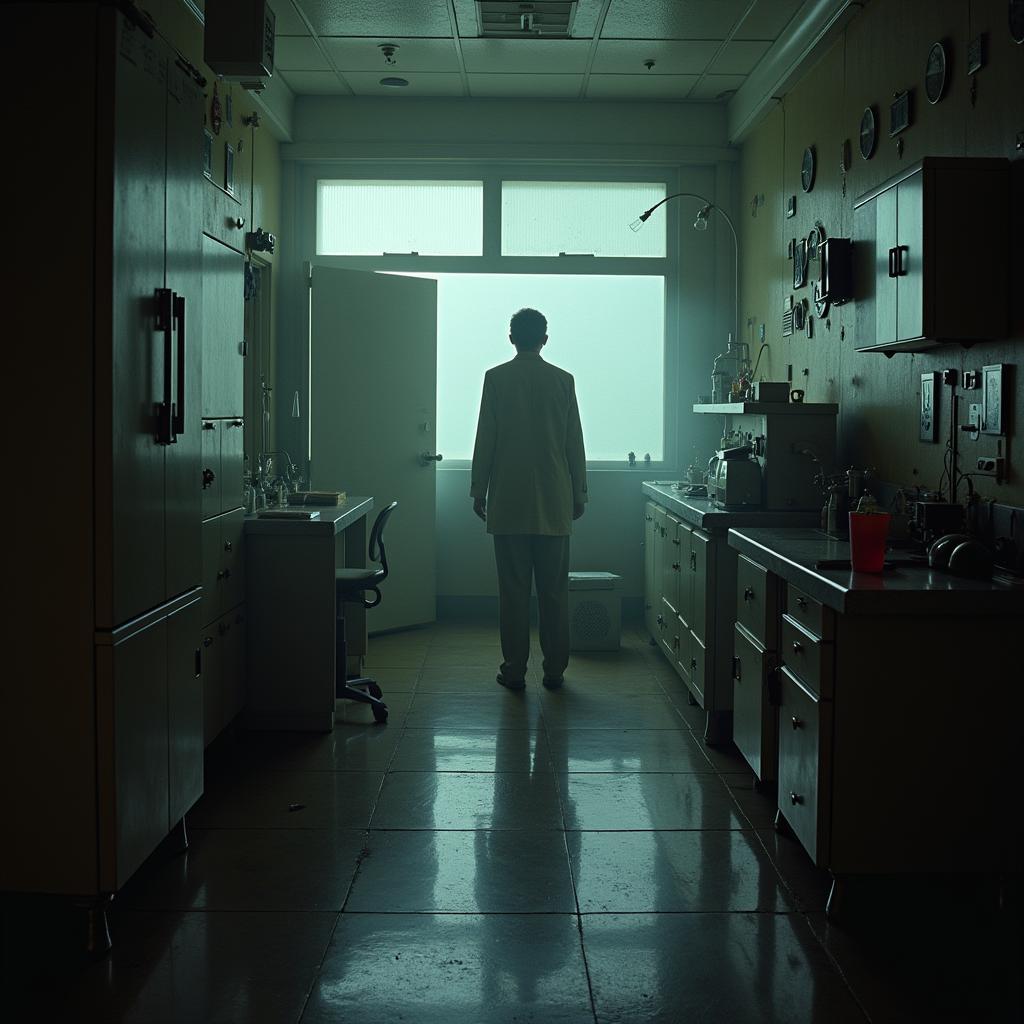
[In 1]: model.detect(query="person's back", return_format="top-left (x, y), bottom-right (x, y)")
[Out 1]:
top-left (470, 308), bottom-right (586, 690)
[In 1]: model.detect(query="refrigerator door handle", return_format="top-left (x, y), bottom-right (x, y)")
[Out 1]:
top-left (172, 292), bottom-right (186, 438)
top-left (155, 287), bottom-right (175, 445)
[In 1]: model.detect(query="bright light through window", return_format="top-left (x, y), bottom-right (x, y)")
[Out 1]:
top-left (391, 273), bottom-right (665, 462)
top-left (501, 181), bottom-right (666, 257)
top-left (317, 180), bottom-right (483, 256)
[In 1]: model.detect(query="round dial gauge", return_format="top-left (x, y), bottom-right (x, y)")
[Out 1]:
top-left (925, 41), bottom-right (948, 103)
top-left (859, 106), bottom-right (877, 160)
top-left (801, 146), bottom-right (816, 192)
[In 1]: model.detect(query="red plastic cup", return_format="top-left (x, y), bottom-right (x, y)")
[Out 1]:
top-left (848, 511), bottom-right (892, 572)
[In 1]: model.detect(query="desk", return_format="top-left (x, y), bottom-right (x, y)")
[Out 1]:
top-left (244, 497), bottom-right (374, 731)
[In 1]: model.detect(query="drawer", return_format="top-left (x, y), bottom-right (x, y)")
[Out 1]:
top-left (686, 631), bottom-right (707, 706)
top-left (689, 529), bottom-right (711, 643)
top-left (733, 624), bottom-right (778, 784)
top-left (781, 614), bottom-right (833, 699)
top-left (672, 615), bottom-right (692, 687)
top-left (220, 509), bottom-right (246, 612)
top-left (201, 518), bottom-right (221, 625)
top-left (785, 584), bottom-right (832, 641)
top-left (200, 420), bottom-right (221, 520)
top-left (777, 667), bottom-right (831, 864)
top-left (736, 555), bottom-right (777, 649)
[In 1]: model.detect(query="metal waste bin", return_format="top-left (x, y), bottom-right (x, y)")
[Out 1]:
top-left (568, 572), bottom-right (622, 651)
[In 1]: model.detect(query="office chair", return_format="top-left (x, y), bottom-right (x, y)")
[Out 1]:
top-left (335, 500), bottom-right (398, 724)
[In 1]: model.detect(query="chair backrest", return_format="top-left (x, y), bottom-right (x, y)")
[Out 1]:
top-left (368, 500), bottom-right (398, 580)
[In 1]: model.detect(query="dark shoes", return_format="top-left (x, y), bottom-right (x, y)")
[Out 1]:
top-left (496, 673), bottom-right (526, 691)
top-left (542, 676), bottom-right (564, 689)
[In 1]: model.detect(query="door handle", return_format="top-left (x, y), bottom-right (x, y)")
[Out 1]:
top-left (155, 287), bottom-right (174, 445)
top-left (896, 244), bottom-right (909, 276)
top-left (419, 451), bottom-right (443, 465)
top-left (887, 246), bottom-right (898, 278)
top-left (172, 293), bottom-right (186, 438)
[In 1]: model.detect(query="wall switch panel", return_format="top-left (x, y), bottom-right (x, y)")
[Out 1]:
top-left (920, 371), bottom-right (939, 443)
top-left (968, 403), bottom-right (982, 439)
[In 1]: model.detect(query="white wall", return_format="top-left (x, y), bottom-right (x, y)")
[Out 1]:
top-left (277, 96), bottom-right (737, 601)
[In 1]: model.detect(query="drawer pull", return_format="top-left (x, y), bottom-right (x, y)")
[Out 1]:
top-left (789, 792), bottom-right (804, 806)
top-left (672, 561), bottom-right (680, 571)
top-left (202, 635), bottom-right (214, 648)
top-left (672, 537), bottom-right (681, 546)
top-left (791, 716), bottom-right (804, 730)
top-left (732, 656), bottom-right (741, 681)
top-left (690, 657), bottom-right (697, 671)
top-left (656, 614), bottom-right (664, 626)
top-left (791, 641), bottom-right (804, 655)
top-left (689, 551), bottom-right (697, 570)
top-left (224, 540), bottom-right (233, 552)
top-left (672, 635), bottom-right (680, 650)
top-left (216, 568), bottom-right (232, 581)
top-left (743, 586), bottom-right (755, 602)
top-left (796, 596), bottom-right (808, 610)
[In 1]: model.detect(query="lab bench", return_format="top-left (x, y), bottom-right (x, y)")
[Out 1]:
top-left (728, 526), bottom-right (1024, 917)
top-left (641, 482), bottom-right (818, 744)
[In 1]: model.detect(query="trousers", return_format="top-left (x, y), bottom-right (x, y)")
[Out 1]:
top-left (492, 534), bottom-right (571, 681)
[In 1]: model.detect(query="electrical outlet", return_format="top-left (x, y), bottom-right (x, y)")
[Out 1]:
top-left (968, 403), bottom-right (982, 439)
top-left (759, 323), bottom-right (766, 342)
top-left (964, 370), bottom-right (981, 390)
top-left (976, 456), bottom-right (1005, 482)
top-left (977, 458), bottom-right (997, 471)
top-left (920, 371), bottom-right (939, 443)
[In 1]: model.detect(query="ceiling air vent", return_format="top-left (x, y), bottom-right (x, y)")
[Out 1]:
top-left (475, 1), bottom-right (577, 38)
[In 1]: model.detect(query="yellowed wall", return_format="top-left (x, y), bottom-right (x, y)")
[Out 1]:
top-left (739, 0), bottom-right (1024, 504)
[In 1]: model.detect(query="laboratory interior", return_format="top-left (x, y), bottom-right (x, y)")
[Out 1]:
top-left (5, 0), bottom-right (1024, 1020)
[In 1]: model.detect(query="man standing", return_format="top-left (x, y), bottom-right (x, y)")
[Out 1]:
top-left (470, 308), bottom-right (587, 690)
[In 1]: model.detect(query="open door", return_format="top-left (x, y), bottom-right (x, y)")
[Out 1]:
top-left (309, 266), bottom-right (439, 631)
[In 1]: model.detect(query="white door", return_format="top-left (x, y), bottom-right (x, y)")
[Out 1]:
top-left (309, 266), bottom-right (439, 631)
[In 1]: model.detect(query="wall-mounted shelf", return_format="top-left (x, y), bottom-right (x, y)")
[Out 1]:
top-left (693, 402), bottom-right (839, 415)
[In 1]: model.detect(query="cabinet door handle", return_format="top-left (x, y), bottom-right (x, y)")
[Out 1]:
top-left (656, 614), bottom-right (664, 626)
top-left (796, 596), bottom-right (808, 610)
top-left (790, 792), bottom-right (804, 806)
top-left (791, 715), bottom-right (804, 730)
top-left (194, 646), bottom-right (202, 677)
top-left (672, 537), bottom-right (681, 546)
top-left (202, 468), bottom-right (216, 489)
top-left (228, 418), bottom-right (244, 427)
top-left (155, 287), bottom-right (175, 445)
top-left (743, 586), bottom-right (755, 602)
top-left (202, 420), bottom-right (216, 431)
top-left (172, 293), bottom-right (186, 437)
top-left (887, 246), bottom-right (898, 278)
top-left (732, 656), bottom-right (741, 681)
top-left (224, 540), bottom-right (233, 552)
top-left (690, 657), bottom-right (697, 670)
top-left (672, 561), bottom-right (680, 571)
top-left (791, 640), bottom-right (804, 655)
top-left (202, 635), bottom-right (214, 648)
top-left (690, 551), bottom-right (697, 570)
top-left (896, 244), bottom-right (909, 276)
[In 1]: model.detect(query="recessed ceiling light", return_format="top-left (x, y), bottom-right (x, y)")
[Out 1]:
top-left (380, 76), bottom-right (409, 87)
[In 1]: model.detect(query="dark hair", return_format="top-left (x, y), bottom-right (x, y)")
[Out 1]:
top-left (509, 308), bottom-right (547, 350)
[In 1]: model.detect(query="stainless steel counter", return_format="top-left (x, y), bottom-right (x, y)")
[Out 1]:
top-left (244, 496), bottom-right (374, 536)
top-left (728, 526), bottom-right (1024, 616)
top-left (642, 482), bottom-right (819, 531)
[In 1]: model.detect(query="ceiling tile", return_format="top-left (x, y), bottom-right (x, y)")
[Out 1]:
top-left (451, 0), bottom-right (605, 38)
top-left (708, 39), bottom-right (771, 75)
top-left (343, 71), bottom-right (466, 96)
top-left (686, 73), bottom-right (746, 100)
top-left (592, 39), bottom-right (720, 75)
top-left (270, 1), bottom-right (311, 36)
top-left (461, 39), bottom-right (591, 73)
top-left (733, 0), bottom-right (803, 40)
top-left (586, 73), bottom-right (701, 100)
top-left (601, 0), bottom-right (748, 40)
top-left (277, 69), bottom-right (349, 94)
top-left (292, 0), bottom-right (453, 37)
top-left (468, 73), bottom-right (583, 97)
top-left (321, 37), bottom-right (461, 72)
top-left (275, 36), bottom-right (330, 71)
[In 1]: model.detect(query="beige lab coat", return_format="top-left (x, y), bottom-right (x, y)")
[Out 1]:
top-left (470, 350), bottom-right (587, 535)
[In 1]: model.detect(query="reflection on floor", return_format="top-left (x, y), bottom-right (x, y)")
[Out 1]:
top-left (4, 618), bottom-right (1021, 1022)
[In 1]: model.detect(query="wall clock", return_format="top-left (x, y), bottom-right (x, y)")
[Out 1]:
top-left (925, 41), bottom-right (948, 103)
top-left (801, 146), bottom-right (816, 192)
top-left (859, 106), bottom-right (877, 159)
top-left (1012, 1), bottom-right (1024, 44)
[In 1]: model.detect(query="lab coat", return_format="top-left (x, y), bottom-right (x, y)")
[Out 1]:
top-left (470, 350), bottom-right (587, 535)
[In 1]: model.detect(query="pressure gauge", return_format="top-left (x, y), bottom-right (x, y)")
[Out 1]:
top-left (859, 106), bottom-right (877, 159)
top-left (801, 146), bottom-right (816, 192)
top-left (925, 41), bottom-right (948, 103)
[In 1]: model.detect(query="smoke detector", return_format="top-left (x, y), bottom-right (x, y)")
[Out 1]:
top-left (475, 2), bottom-right (577, 38)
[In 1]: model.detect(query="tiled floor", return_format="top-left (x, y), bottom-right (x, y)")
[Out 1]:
top-left (5, 618), bottom-right (1021, 1022)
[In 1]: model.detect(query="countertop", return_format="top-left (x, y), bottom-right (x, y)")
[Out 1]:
top-left (244, 496), bottom-right (374, 536)
top-left (728, 526), bottom-right (1024, 616)
top-left (642, 482), bottom-right (820, 531)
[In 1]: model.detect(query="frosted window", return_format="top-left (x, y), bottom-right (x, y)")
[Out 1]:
top-left (390, 273), bottom-right (665, 462)
top-left (502, 181), bottom-right (666, 257)
top-left (317, 180), bottom-right (483, 256)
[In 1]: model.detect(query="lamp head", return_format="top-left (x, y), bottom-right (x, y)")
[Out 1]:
top-left (629, 210), bottom-right (652, 233)
top-left (693, 205), bottom-right (712, 231)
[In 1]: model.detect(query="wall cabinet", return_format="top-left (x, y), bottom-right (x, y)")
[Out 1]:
top-left (852, 158), bottom-right (1009, 354)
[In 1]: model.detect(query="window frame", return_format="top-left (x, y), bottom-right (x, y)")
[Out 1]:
top-left (299, 161), bottom-right (681, 471)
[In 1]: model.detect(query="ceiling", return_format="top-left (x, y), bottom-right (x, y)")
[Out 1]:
top-left (257, 0), bottom-right (806, 102)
